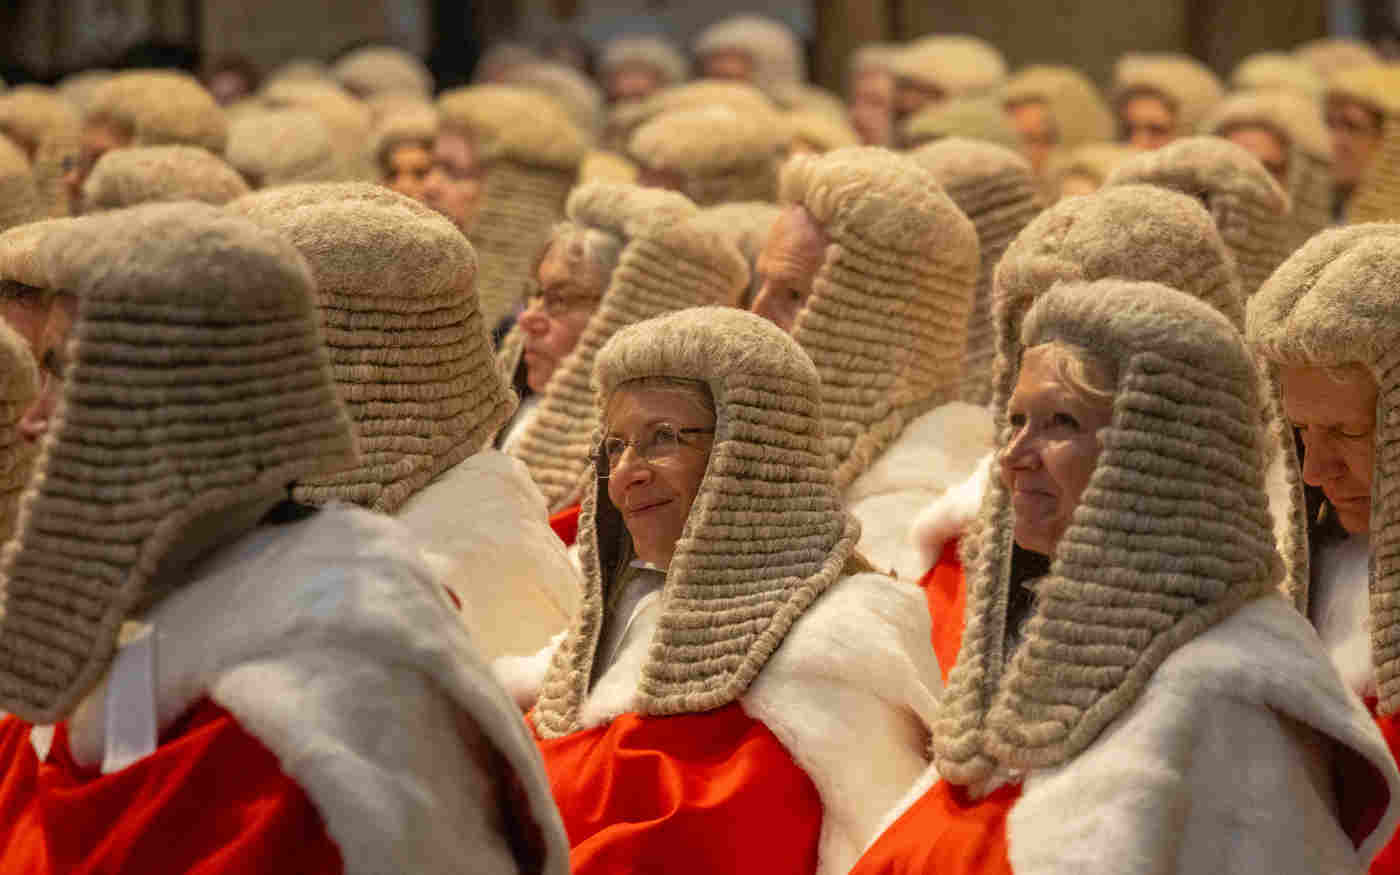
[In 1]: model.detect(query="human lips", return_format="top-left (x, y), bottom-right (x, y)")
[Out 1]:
top-left (624, 497), bottom-right (672, 516)
top-left (1011, 480), bottom-right (1056, 501)
top-left (1010, 482), bottom-right (1057, 513)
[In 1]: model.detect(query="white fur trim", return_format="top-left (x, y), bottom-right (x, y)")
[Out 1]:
top-left (901, 450), bottom-right (993, 579)
top-left (742, 572), bottom-right (942, 875)
top-left (498, 394), bottom-right (541, 455)
top-left (860, 762), bottom-right (942, 856)
top-left (66, 506), bottom-right (571, 875)
top-left (577, 594), bottom-right (660, 729)
top-left (845, 403), bottom-right (995, 577)
top-left (1007, 596), bottom-right (1400, 873)
top-left (215, 650), bottom-right (523, 873)
top-left (397, 449), bottom-right (582, 660)
top-left (1311, 534), bottom-right (1375, 698)
top-left (494, 632), bottom-right (565, 712)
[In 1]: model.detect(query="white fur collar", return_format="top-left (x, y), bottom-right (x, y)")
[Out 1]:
top-left (397, 449), bottom-right (582, 660)
top-left (494, 633), bottom-right (566, 712)
top-left (1310, 534), bottom-right (1374, 698)
top-left (499, 394), bottom-right (542, 455)
top-left (1009, 596), bottom-right (1400, 872)
top-left (860, 596), bottom-right (1400, 873)
top-left (902, 451), bottom-right (992, 578)
top-left (62, 505), bottom-right (570, 875)
top-left (843, 403), bottom-right (995, 505)
top-left (844, 405), bottom-right (994, 578)
top-left (744, 572), bottom-right (940, 875)
top-left (577, 590), bottom-right (659, 728)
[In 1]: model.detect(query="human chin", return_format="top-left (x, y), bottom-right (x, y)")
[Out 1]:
top-left (624, 504), bottom-right (684, 565)
top-left (1010, 500), bottom-right (1065, 556)
top-left (524, 355), bottom-right (553, 393)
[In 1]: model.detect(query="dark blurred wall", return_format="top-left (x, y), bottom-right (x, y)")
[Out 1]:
top-left (201, 0), bottom-right (430, 74)
top-left (1188, 0), bottom-right (1329, 82)
top-left (3, 0), bottom-right (195, 79)
top-left (811, 0), bottom-right (1328, 88)
top-left (0, 0), bottom-right (1351, 88)
top-left (894, 0), bottom-right (1189, 85)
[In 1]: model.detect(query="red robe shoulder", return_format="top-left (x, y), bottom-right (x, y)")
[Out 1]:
top-left (849, 779), bottom-right (1018, 875)
top-left (0, 698), bottom-right (341, 874)
top-left (533, 704), bottom-right (824, 875)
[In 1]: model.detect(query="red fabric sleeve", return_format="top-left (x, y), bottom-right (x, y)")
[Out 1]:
top-left (1354, 699), bottom-right (1400, 872)
top-left (534, 704), bottom-right (823, 875)
top-left (0, 699), bottom-right (343, 874)
top-left (549, 503), bottom-right (582, 548)
top-left (849, 779), bottom-right (1018, 875)
top-left (918, 538), bottom-right (967, 684)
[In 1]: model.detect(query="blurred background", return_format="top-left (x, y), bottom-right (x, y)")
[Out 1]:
top-left (2, 0), bottom-right (1396, 89)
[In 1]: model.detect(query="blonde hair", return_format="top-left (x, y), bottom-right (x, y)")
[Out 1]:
top-left (1023, 340), bottom-right (1118, 406)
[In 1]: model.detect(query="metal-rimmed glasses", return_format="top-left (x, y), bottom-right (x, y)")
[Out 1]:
top-left (591, 423), bottom-right (715, 478)
top-left (520, 280), bottom-right (602, 319)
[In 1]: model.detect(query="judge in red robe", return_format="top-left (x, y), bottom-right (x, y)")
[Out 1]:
top-left (499, 307), bottom-right (941, 875)
top-left (1245, 222), bottom-right (1400, 872)
top-left (0, 203), bottom-right (569, 874)
top-left (855, 280), bottom-right (1400, 874)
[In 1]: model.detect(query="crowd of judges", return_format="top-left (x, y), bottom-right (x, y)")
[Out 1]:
top-left (0, 14), bottom-right (1398, 874)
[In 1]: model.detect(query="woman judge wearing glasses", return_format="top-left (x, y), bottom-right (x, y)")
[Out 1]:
top-left (496, 307), bottom-right (941, 875)
top-left (505, 183), bottom-right (751, 555)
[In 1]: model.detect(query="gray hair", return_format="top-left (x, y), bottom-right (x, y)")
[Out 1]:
top-left (535, 221), bottom-right (624, 296)
top-left (605, 376), bottom-right (716, 423)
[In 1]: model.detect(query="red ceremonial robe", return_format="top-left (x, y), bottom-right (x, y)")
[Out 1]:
top-left (533, 704), bottom-right (824, 875)
top-left (848, 781), bottom-right (1019, 875)
top-left (919, 538), bottom-right (967, 684)
top-left (0, 698), bottom-right (341, 873)
top-left (1360, 702), bottom-right (1400, 873)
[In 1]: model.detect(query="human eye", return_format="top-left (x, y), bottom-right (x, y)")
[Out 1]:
top-left (651, 424), bottom-right (680, 449)
top-left (602, 436), bottom-right (626, 465)
top-left (41, 348), bottom-right (66, 381)
top-left (1007, 411), bottom-right (1027, 429)
top-left (1051, 412), bottom-right (1080, 430)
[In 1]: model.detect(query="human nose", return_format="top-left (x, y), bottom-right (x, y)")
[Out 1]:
top-left (999, 424), bottom-right (1041, 475)
top-left (610, 442), bottom-right (654, 484)
top-left (517, 299), bottom-right (549, 334)
top-left (1299, 433), bottom-right (1343, 486)
top-left (750, 282), bottom-right (786, 330)
top-left (17, 377), bottom-right (57, 444)
top-left (750, 282), bottom-right (774, 318)
top-left (63, 163), bottom-right (87, 208)
top-left (422, 167), bottom-right (445, 200)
